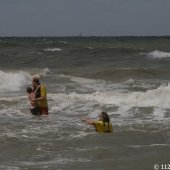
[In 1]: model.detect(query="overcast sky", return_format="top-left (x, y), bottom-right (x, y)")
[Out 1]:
top-left (0, 0), bottom-right (170, 36)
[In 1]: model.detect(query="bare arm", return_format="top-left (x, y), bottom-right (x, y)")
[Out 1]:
top-left (83, 118), bottom-right (94, 125)
top-left (33, 85), bottom-right (46, 101)
top-left (34, 96), bottom-right (45, 101)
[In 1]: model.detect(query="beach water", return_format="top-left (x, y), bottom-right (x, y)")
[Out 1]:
top-left (0, 37), bottom-right (170, 170)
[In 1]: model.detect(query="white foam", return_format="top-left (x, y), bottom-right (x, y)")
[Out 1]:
top-left (148, 50), bottom-right (170, 59)
top-left (31, 68), bottom-right (51, 80)
top-left (0, 166), bottom-right (20, 170)
top-left (58, 74), bottom-right (119, 92)
top-left (58, 41), bottom-right (68, 44)
top-left (44, 48), bottom-right (63, 52)
top-left (87, 47), bottom-right (94, 50)
top-left (124, 78), bottom-right (135, 84)
top-left (0, 96), bottom-right (26, 102)
top-left (39, 67), bottom-right (50, 76)
top-left (153, 107), bottom-right (165, 121)
top-left (46, 75), bottom-right (170, 123)
top-left (127, 144), bottom-right (170, 148)
top-left (0, 70), bottom-right (31, 92)
top-left (19, 157), bottom-right (90, 166)
top-left (69, 131), bottom-right (89, 139)
top-left (63, 84), bottom-right (170, 109)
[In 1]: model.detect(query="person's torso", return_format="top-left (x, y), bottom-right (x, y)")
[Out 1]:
top-left (94, 121), bottom-right (113, 133)
top-left (28, 93), bottom-right (37, 107)
top-left (36, 84), bottom-right (48, 108)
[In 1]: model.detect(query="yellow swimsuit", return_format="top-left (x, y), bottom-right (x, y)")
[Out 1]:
top-left (93, 121), bottom-right (113, 133)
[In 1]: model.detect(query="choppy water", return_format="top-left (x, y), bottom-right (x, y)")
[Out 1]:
top-left (0, 37), bottom-right (170, 170)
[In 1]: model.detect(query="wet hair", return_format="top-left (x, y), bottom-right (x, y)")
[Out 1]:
top-left (26, 87), bottom-right (33, 93)
top-left (100, 112), bottom-right (110, 132)
top-left (32, 76), bottom-right (40, 85)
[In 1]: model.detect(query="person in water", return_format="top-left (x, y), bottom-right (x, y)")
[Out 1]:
top-left (32, 76), bottom-right (48, 115)
top-left (83, 112), bottom-right (113, 133)
top-left (26, 87), bottom-right (41, 115)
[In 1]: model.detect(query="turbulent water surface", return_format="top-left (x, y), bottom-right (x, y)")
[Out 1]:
top-left (0, 37), bottom-right (170, 170)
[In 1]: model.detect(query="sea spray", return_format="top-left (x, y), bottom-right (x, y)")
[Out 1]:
top-left (0, 70), bottom-right (31, 92)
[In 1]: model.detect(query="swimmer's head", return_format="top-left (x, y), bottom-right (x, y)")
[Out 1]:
top-left (99, 112), bottom-right (110, 123)
top-left (26, 87), bottom-right (33, 94)
top-left (32, 76), bottom-right (40, 87)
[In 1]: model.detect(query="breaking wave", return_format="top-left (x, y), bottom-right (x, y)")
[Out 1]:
top-left (64, 83), bottom-right (170, 108)
top-left (0, 70), bottom-right (31, 92)
top-left (148, 50), bottom-right (170, 59)
top-left (44, 48), bottom-right (63, 52)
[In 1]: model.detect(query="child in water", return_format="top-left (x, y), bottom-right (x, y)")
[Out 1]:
top-left (26, 87), bottom-right (40, 115)
top-left (83, 112), bottom-right (113, 133)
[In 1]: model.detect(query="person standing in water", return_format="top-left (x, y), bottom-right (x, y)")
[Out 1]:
top-left (83, 112), bottom-right (113, 133)
top-left (26, 87), bottom-right (41, 115)
top-left (32, 76), bottom-right (48, 115)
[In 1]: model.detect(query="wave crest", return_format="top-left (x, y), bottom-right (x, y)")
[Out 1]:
top-left (148, 50), bottom-right (170, 59)
top-left (64, 83), bottom-right (170, 108)
top-left (44, 48), bottom-right (63, 52)
top-left (0, 70), bottom-right (31, 92)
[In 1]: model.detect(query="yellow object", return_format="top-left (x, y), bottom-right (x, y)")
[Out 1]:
top-left (93, 121), bottom-right (113, 133)
top-left (37, 85), bottom-right (48, 108)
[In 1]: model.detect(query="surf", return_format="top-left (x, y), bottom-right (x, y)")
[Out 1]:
top-left (147, 50), bottom-right (170, 59)
top-left (0, 70), bottom-right (31, 92)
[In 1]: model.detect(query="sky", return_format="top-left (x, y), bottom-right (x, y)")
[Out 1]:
top-left (0, 0), bottom-right (170, 36)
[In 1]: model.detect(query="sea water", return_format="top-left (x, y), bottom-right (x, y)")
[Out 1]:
top-left (0, 37), bottom-right (170, 170)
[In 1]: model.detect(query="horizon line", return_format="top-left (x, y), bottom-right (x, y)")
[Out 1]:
top-left (0, 35), bottom-right (170, 38)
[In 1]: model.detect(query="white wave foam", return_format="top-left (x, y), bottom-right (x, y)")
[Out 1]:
top-left (39, 67), bottom-right (50, 76)
top-left (58, 41), bottom-right (68, 44)
top-left (64, 84), bottom-right (170, 108)
top-left (57, 74), bottom-right (118, 92)
top-left (0, 96), bottom-right (26, 102)
top-left (127, 144), bottom-right (170, 148)
top-left (31, 68), bottom-right (51, 79)
top-left (19, 157), bottom-right (90, 166)
top-left (0, 70), bottom-right (31, 92)
top-left (87, 47), bottom-right (94, 50)
top-left (0, 166), bottom-right (20, 170)
top-left (148, 50), bottom-right (170, 59)
top-left (69, 131), bottom-right (89, 139)
top-left (44, 48), bottom-right (63, 52)
top-left (124, 78), bottom-right (135, 84)
top-left (46, 75), bottom-right (170, 123)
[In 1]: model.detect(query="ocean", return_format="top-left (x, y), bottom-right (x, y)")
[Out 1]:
top-left (0, 37), bottom-right (170, 170)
